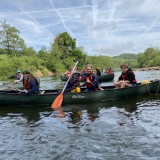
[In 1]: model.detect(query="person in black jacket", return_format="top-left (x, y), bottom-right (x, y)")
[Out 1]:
top-left (96, 68), bottom-right (101, 76)
top-left (114, 64), bottom-right (137, 88)
top-left (64, 65), bottom-right (80, 93)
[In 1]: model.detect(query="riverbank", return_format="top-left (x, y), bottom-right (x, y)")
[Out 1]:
top-left (34, 69), bottom-right (54, 78)
top-left (138, 66), bottom-right (160, 71)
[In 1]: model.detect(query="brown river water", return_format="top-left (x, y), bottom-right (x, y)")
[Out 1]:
top-left (0, 70), bottom-right (160, 160)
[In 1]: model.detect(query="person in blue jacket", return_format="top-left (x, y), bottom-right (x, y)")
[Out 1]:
top-left (22, 70), bottom-right (40, 94)
top-left (14, 70), bottom-right (23, 83)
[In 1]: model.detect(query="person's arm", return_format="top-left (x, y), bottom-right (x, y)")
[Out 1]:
top-left (92, 74), bottom-right (99, 89)
top-left (72, 73), bottom-right (80, 87)
top-left (128, 71), bottom-right (136, 84)
top-left (19, 74), bottom-right (23, 81)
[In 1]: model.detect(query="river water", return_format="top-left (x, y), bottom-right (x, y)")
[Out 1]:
top-left (0, 70), bottom-right (160, 160)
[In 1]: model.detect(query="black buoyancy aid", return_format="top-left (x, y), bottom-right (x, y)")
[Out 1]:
top-left (69, 73), bottom-right (80, 87)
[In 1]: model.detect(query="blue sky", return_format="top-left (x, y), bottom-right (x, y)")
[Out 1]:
top-left (1, 0), bottom-right (160, 56)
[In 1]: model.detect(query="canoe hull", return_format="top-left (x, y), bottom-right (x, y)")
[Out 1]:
top-left (0, 80), bottom-right (159, 106)
top-left (98, 73), bottom-right (114, 82)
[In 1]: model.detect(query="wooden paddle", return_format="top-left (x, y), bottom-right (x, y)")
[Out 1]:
top-left (51, 61), bottom-right (79, 109)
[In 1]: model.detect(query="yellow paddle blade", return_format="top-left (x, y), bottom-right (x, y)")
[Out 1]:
top-left (51, 93), bottom-right (63, 109)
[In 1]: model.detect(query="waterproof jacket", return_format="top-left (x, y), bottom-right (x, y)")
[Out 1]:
top-left (65, 73), bottom-right (80, 92)
top-left (23, 78), bottom-right (40, 94)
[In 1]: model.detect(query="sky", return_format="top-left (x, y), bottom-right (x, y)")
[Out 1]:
top-left (0, 0), bottom-right (160, 56)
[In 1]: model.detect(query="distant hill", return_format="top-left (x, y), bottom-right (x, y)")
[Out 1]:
top-left (113, 53), bottom-right (138, 60)
top-left (112, 53), bottom-right (138, 68)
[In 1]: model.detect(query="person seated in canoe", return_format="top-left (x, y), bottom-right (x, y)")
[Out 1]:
top-left (64, 66), bottom-right (81, 93)
top-left (105, 67), bottom-right (113, 74)
top-left (79, 64), bottom-right (99, 92)
top-left (14, 70), bottom-right (23, 83)
top-left (80, 69), bottom-right (87, 75)
top-left (95, 68), bottom-right (101, 76)
top-left (21, 70), bottom-right (40, 94)
top-left (114, 64), bottom-right (137, 88)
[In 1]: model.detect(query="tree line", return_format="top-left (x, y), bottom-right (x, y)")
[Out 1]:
top-left (0, 20), bottom-right (160, 80)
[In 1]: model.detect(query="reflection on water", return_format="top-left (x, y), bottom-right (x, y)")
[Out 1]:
top-left (1, 96), bottom-right (160, 159)
top-left (0, 70), bottom-right (160, 159)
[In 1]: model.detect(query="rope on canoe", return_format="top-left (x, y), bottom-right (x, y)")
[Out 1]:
top-left (146, 80), bottom-right (160, 95)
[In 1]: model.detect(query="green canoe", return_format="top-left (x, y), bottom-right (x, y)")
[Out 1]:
top-left (0, 79), bottom-right (159, 106)
top-left (60, 73), bottom-right (114, 83)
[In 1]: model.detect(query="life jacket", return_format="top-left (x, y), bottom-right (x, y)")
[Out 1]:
top-left (68, 73), bottom-right (80, 87)
top-left (131, 71), bottom-right (137, 83)
top-left (23, 80), bottom-right (30, 90)
top-left (84, 75), bottom-right (95, 88)
top-left (121, 72), bottom-right (127, 81)
top-left (121, 71), bottom-right (137, 84)
top-left (106, 69), bottom-right (113, 74)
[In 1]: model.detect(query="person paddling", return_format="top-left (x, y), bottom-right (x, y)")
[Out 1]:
top-left (64, 65), bottom-right (80, 93)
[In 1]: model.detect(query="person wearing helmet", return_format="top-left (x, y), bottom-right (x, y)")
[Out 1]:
top-left (14, 70), bottom-right (23, 83)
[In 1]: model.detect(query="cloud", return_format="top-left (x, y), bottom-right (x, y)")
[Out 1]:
top-left (0, 0), bottom-right (160, 54)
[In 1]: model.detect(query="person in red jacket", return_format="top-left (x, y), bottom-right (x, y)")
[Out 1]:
top-left (79, 64), bottom-right (99, 92)
top-left (114, 64), bottom-right (137, 88)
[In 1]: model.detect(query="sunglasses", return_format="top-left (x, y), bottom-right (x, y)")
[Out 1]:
top-left (23, 73), bottom-right (30, 75)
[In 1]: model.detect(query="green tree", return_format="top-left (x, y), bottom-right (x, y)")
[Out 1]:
top-left (21, 47), bottom-right (37, 56)
top-left (137, 48), bottom-right (160, 67)
top-left (38, 47), bottom-right (48, 60)
top-left (0, 20), bottom-right (25, 56)
top-left (48, 44), bottom-right (65, 73)
top-left (0, 55), bottom-right (46, 80)
top-left (86, 55), bottom-right (115, 70)
top-left (50, 32), bottom-right (87, 72)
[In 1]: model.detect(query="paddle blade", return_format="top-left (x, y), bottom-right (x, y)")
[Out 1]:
top-left (51, 93), bottom-right (63, 109)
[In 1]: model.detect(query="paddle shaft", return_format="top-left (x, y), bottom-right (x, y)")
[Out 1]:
top-left (61, 61), bottom-right (79, 93)
top-left (51, 61), bottom-right (79, 109)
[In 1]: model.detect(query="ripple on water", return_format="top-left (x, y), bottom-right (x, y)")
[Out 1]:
top-left (0, 96), bottom-right (160, 159)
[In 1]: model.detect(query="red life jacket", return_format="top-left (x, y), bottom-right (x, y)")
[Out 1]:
top-left (23, 80), bottom-right (30, 90)
top-left (121, 71), bottom-right (137, 84)
top-left (85, 75), bottom-right (93, 88)
top-left (121, 73), bottom-right (127, 80)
